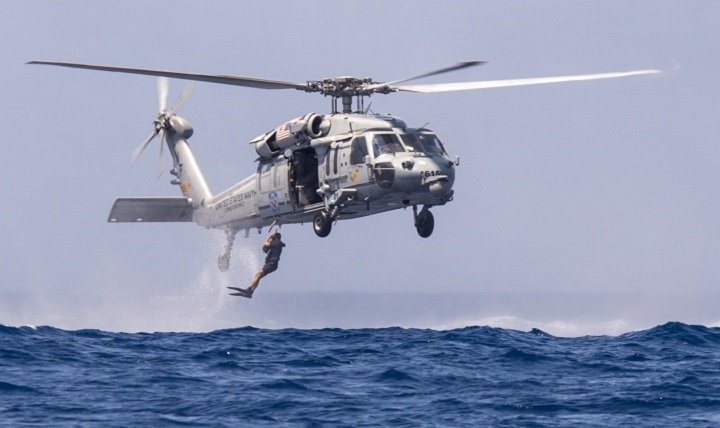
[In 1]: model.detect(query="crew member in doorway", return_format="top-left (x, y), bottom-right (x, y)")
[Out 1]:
top-left (228, 232), bottom-right (285, 299)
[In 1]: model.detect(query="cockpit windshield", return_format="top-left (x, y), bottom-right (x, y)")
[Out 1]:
top-left (417, 133), bottom-right (446, 156)
top-left (371, 134), bottom-right (405, 156)
top-left (399, 132), bottom-right (447, 156)
top-left (400, 134), bottom-right (425, 153)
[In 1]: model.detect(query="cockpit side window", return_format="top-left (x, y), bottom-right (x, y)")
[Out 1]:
top-left (418, 133), bottom-right (447, 155)
top-left (400, 134), bottom-right (425, 153)
top-left (371, 134), bottom-right (405, 157)
top-left (350, 136), bottom-right (368, 165)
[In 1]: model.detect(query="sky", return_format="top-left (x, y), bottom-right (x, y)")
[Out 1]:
top-left (1, 1), bottom-right (719, 334)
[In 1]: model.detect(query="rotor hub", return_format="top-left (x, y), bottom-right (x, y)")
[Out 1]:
top-left (304, 77), bottom-right (391, 114)
top-left (153, 113), bottom-right (169, 133)
top-left (306, 77), bottom-right (374, 97)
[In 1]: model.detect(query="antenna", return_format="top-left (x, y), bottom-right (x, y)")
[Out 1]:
top-left (364, 101), bottom-right (373, 115)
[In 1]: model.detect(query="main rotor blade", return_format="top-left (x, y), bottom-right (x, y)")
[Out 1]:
top-left (392, 69), bottom-right (662, 93)
top-left (157, 77), bottom-right (168, 112)
top-left (132, 130), bottom-right (157, 166)
top-left (368, 60), bottom-right (485, 89)
top-left (28, 60), bottom-right (307, 90)
top-left (169, 81), bottom-right (195, 116)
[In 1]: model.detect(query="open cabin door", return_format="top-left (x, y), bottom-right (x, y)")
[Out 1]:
top-left (289, 149), bottom-right (323, 209)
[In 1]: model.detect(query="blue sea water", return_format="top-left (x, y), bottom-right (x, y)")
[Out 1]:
top-left (2, 322), bottom-right (720, 427)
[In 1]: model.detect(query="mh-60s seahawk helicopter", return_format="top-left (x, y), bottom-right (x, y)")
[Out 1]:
top-left (29, 60), bottom-right (659, 271)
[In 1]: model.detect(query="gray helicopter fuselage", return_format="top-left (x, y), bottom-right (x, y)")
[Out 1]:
top-left (184, 113), bottom-right (456, 235)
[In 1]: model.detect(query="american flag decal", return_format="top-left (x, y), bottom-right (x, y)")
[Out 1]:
top-left (276, 123), bottom-right (291, 141)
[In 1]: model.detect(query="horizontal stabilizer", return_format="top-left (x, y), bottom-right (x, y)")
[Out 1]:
top-left (108, 197), bottom-right (193, 223)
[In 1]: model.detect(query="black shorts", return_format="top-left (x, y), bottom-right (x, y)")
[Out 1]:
top-left (262, 262), bottom-right (278, 274)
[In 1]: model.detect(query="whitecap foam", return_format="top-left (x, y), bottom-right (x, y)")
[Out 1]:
top-left (431, 315), bottom-right (638, 337)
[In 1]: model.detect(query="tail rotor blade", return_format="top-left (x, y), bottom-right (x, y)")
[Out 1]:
top-left (169, 81), bottom-right (194, 115)
top-left (157, 77), bottom-right (169, 112)
top-left (132, 129), bottom-right (158, 165)
top-left (156, 129), bottom-right (165, 178)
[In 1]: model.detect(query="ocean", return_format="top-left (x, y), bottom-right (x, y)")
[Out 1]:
top-left (2, 322), bottom-right (720, 426)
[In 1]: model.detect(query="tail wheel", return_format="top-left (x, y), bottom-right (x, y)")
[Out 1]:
top-left (218, 254), bottom-right (230, 272)
top-left (416, 210), bottom-right (434, 238)
top-left (313, 211), bottom-right (332, 237)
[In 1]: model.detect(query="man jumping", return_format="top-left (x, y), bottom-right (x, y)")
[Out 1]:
top-left (228, 232), bottom-right (285, 299)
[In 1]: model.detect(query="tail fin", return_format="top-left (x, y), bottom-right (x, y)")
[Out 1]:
top-left (166, 116), bottom-right (213, 206)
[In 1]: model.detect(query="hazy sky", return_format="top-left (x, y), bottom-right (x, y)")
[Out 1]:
top-left (1, 1), bottom-right (718, 333)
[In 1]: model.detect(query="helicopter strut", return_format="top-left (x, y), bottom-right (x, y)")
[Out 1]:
top-left (218, 229), bottom-right (236, 272)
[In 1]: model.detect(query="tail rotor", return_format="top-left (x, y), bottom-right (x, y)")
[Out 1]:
top-left (131, 77), bottom-right (194, 178)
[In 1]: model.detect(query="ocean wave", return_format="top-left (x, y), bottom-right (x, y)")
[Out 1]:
top-left (622, 322), bottom-right (720, 346)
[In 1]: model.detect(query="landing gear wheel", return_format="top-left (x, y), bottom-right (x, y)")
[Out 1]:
top-left (415, 210), bottom-right (434, 238)
top-left (218, 254), bottom-right (230, 272)
top-left (313, 211), bottom-right (332, 237)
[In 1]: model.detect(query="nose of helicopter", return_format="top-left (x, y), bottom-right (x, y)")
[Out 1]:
top-left (390, 156), bottom-right (455, 197)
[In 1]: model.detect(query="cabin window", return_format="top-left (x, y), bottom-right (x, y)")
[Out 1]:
top-left (371, 133), bottom-right (405, 157)
top-left (326, 148), bottom-right (332, 177)
top-left (350, 136), bottom-right (368, 165)
top-left (258, 161), bottom-right (272, 191)
top-left (333, 146), bottom-right (339, 175)
top-left (273, 161), bottom-right (286, 189)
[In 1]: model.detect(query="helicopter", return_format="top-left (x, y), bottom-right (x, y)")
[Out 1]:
top-left (29, 60), bottom-right (660, 272)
